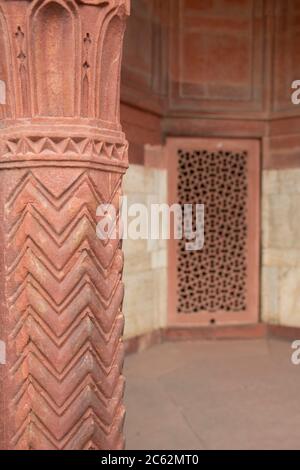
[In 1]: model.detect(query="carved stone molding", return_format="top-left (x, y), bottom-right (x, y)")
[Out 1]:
top-left (0, 0), bottom-right (129, 450)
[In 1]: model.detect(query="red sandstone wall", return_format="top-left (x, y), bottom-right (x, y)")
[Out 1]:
top-left (121, 0), bottom-right (168, 165)
top-left (169, 0), bottom-right (266, 117)
top-left (121, 0), bottom-right (300, 171)
top-left (266, 0), bottom-right (300, 169)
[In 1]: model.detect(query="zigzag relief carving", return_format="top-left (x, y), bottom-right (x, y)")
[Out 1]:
top-left (0, 0), bottom-right (129, 451)
top-left (4, 168), bottom-right (126, 450)
top-left (1, 136), bottom-right (128, 162)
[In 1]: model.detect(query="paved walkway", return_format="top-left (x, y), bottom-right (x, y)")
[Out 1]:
top-left (124, 339), bottom-right (300, 450)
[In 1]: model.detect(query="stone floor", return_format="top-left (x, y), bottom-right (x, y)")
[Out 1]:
top-left (124, 339), bottom-right (300, 450)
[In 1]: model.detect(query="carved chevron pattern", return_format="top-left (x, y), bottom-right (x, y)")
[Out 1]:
top-left (5, 169), bottom-right (125, 450)
top-left (2, 137), bottom-right (128, 161)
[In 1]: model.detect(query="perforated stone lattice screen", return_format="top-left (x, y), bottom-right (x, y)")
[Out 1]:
top-left (177, 149), bottom-right (248, 314)
top-left (167, 138), bottom-right (260, 327)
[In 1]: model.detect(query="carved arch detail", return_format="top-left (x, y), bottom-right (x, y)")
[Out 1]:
top-left (95, 5), bottom-right (126, 123)
top-left (28, 0), bottom-right (80, 117)
top-left (0, 8), bottom-right (13, 118)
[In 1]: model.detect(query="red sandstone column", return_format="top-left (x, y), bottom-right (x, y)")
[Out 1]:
top-left (0, 0), bottom-right (129, 450)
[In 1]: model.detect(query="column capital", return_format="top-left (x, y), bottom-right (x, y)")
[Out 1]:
top-left (0, 0), bottom-right (130, 127)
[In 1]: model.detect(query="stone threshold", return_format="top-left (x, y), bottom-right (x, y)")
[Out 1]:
top-left (124, 323), bottom-right (300, 355)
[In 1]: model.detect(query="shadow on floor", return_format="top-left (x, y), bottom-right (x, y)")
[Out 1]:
top-left (124, 339), bottom-right (300, 450)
